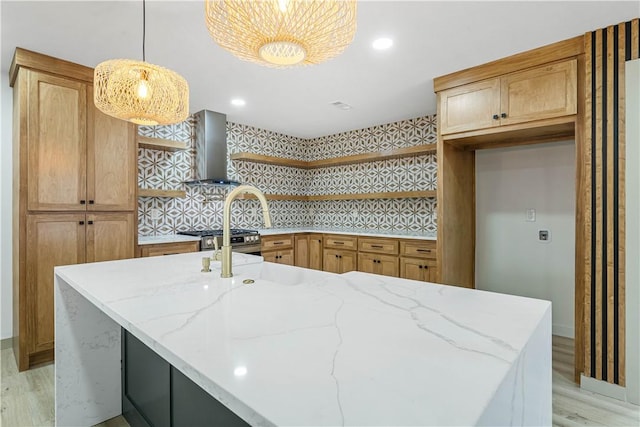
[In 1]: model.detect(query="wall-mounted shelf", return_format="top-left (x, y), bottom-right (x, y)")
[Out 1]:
top-left (138, 136), bottom-right (188, 152)
top-left (230, 144), bottom-right (437, 169)
top-left (138, 188), bottom-right (186, 198)
top-left (237, 190), bottom-right (436, 201)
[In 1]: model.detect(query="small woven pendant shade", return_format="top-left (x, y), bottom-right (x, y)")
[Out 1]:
top-left (94, 59), bottom-right (189, 126)
top-left (205, 0), bottom-right (357, 67)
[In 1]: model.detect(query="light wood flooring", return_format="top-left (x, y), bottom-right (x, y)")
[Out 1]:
top-left (1, 336), bottom-right (638, 426)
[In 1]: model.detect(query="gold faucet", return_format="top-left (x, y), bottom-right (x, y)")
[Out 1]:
top-left (221, 185), bottom-right (272, 278)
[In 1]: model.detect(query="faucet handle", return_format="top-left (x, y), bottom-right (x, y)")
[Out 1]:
top-left (201, 257), bottom-right (211, 273)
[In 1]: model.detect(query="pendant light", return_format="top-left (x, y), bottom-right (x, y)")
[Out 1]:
top-left (204, 0), bottom-right (357, 68)
top-left (94, 0), bottom-right (189, 126)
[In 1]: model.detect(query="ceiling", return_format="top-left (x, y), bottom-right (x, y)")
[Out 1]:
top-left (1, 1), bottom-right (638, 138)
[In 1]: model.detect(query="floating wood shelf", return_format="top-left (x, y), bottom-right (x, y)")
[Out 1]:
top-left (230, 144), bottom-right (437, 169)
top-left (237, 190), bottom-right (436, 201)
top-left (138, 136), bottom-right (188, 152)
top-left (138, 188), bottom-right (186, 198)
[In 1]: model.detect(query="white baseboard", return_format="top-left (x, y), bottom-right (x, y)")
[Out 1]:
top-left (552, 324), bottom-right (574, 338)
top-left (581, 374), bottom-right (627, 402)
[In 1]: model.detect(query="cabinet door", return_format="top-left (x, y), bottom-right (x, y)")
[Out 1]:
top-left (358, 253), bottom-right (377, 275)
top-left (87, 87), bottom-right (137, 211)
top-left (439, 78), bottom-right (500, 135)
top-left (400, 257), bottom-right (423, 281)
top-left (339, 251), bottom-right (357, 274)
top-left (26, 214), bottom-right (86, 353)
top-left (86, 213), bottom-right (135, 262)
top-left (27, 71), bottom-right (87, 211)
top-left (278, 248), bottom-right (294, 266)
top-left (262, 250), bottom-right (278, 263)
top-left (323, 249), bottom-right (341, 273)
top-left (500, 59), bottom-right (577, 125)
top-left (359, 253), bottom-right (398, 277)
top-left (294, 234), bottom-right (309, 268)
top-left (424, 259), bottom-right (439, 283)
top-left (309, 235), bottom-right (323, 270)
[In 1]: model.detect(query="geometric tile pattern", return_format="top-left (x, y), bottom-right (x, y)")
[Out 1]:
top-left (138, 114), bottom-right (438, 235)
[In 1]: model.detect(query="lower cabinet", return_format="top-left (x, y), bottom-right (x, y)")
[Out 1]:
top-left (323, 249), bottom-right (357, 274)
top-left (122, 330), bottom-right (249, 427)
top-left (399, 240), bottom-right (438, 283)
top-left (294, 233), bottom-right (323, 270)
top-left (21, 213), bottom-right (134, 367)
top-left (261, 234), bottom-right (294, 265)
top-left (358, 252), bottom-right (399, 277)
top-left (400, 257), bottom-right (438, 282)
top-left (138, 241), bottom-right (200, 257)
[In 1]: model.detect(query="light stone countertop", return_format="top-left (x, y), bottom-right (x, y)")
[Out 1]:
top-left (54, 251), bottom-right (551, 426)
top-left (138, 234), bottom-right (202, 245)
top-left (137, 228), bottom-right (436, 246)
top-left (258, 227), bottom-right (437, 240)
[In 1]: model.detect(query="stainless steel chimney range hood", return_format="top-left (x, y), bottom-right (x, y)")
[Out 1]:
top-left (184, 109), bottom-right (241, 186)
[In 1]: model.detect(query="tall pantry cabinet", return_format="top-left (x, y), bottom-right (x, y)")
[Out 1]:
top-left (10, 48), bottom-right (137, 371)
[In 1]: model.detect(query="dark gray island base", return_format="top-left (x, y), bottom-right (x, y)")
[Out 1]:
top-left (122, 329), bottom-right (250, 427)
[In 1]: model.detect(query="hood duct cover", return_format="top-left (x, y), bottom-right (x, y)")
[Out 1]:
top-left (184, 109), bottom-right (240, 186)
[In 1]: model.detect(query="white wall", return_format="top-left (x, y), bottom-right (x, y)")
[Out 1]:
top-left (1, 69), bottom-right (14, 340)
top-left (625, 59), bottom-right (639, 405)
top-left (476, 141), bottom-right (575, 338)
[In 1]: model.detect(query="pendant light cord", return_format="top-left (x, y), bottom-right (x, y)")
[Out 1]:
top-left (142, 0), bottom-right (146, 62)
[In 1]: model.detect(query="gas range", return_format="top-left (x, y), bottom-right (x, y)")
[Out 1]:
top-left (177, 229), bottom-right (261, 253)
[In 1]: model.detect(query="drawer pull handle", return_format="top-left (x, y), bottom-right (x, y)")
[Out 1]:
top-left (501, 112), bottom-right (507, 119)
top-left (80, 200), bottom-right (86, 205)
top-left (88, 220), bottom-right (94, 225)
top-left (334, 241), bottom-right (345, 245)
top-left (416, 249), bottom-right (432, 253)
top-left (89, 200), bottom-right (94, 205)
top-left (273, 241), bottom-right (284, 245)
top-left (492, 114), bottom-right (499, 120)
top-left (371, 245), bottom-right (383, 249)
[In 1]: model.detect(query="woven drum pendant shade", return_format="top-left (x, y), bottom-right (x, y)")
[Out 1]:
top-left (205, 0), bottom-right (357, 67)
top-left (94, 59), bottom-right (189, 126)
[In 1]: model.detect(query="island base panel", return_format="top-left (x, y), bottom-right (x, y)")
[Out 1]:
top-left (122, 330), bottom-right (249, 427)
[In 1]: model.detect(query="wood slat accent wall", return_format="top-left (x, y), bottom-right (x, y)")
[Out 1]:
top-left (583, 18), bottom-right (638, 387)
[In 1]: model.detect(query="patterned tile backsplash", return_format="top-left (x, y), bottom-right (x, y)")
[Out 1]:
top-left (137, 115), bottom-right (437, 236)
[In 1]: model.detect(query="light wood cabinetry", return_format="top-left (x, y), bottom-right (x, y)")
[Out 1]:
top-left (139, 241), bottom-right (200, 257)
top-left (440, 59), bottom-right (577, 139)
top-left (434, 37), bottom-right (583, 290)
top-left (399, 240), bottom-right (438, 283)
top-left (261, 234), bottom-right (295, 266)
top-left (25, 213), bottom-right (134, 361)
top-left (323, 235), bottom-right (358, 274)
top-left (294, 234), bottom-right (323, 270)
top-left (10, 48), bottom-right (137, 371)
top-left (25, 72), bottom-right (136, 212)
top-left (357, 237), bottom-right (399, 277)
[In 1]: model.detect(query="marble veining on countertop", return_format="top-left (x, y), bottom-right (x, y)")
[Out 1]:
top-left (55, 252), bottom-right (550, 426)
top-left (258, 227), bottom-right (437, 240)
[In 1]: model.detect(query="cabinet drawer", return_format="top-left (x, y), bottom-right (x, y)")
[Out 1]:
top-left (324, 234), bottom-right (358, 250)
top-left (139, 241), bottom-right (200, 257)
top-left (399, 240), bottom-right (436, 259)
top-left (261, 234), bottom-right (293, 250)
top-left (358, 237), bottom-right (398, 255)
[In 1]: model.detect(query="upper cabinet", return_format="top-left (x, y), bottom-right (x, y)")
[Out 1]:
top-left (439, 59), bottom-right (577, 136)
top-left (25, 69), bottom-right (136, 212)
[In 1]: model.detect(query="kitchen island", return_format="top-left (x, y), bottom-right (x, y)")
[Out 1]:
top-left (54, 252), bottom-right (551, 426)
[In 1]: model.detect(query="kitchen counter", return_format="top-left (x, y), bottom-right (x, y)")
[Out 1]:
top-left (54, 252), bottom-right (551, 426)
top-left (138, 234), bottom-right (201, 245)
top-left (258, 227), bottom-right (437, 240)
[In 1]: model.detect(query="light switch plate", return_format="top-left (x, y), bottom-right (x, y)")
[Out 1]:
top-left (526, 208), bottom-right (536, 222)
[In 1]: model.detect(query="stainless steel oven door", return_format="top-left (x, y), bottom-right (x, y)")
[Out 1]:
top-left (230, 244), bottom-right (261, 255)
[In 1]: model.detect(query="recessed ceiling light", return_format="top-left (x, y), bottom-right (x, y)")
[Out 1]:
top-left (330, 101), bottom-right (353, 111)
top-left (372, 37), bottom-right (393, 50)
top-left (231, 98), bottom-right (246, 107)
